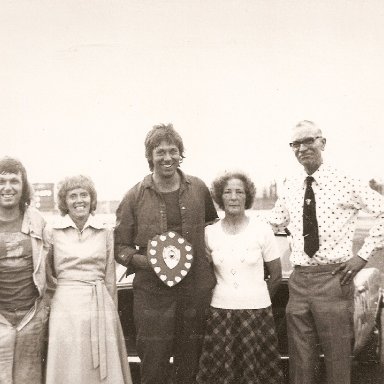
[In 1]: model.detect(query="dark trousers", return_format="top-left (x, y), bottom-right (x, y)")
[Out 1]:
top-left (133, 288), bottom-right (211, 384)
top-left (286, 264), bottom-right (354, 384)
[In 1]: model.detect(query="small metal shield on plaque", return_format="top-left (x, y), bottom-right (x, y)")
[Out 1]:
top-left (147, 231), bottom-right (194, 287)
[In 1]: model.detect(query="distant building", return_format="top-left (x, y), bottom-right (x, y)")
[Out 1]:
top-left (32, 183), bottom-right (55, 211)
top-left (253, 181), bottom-right (278, 210)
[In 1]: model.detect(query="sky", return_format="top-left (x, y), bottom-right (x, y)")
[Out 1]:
top-left (1, 0), bottom-right (384, 200)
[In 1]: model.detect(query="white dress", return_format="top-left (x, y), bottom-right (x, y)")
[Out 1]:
top-left (45, 215), bottom-right (132, 384)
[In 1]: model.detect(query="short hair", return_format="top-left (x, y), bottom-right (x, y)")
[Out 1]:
top-left (0, 156), bottom-right (31, 212)
top-left (211, 171), bottom-right (256, 210)
top-left (57, 175), bottom-right (97, 216)
top-left (295, 119), bottom-right (316, 128)
top-left (294, 120), bottom-right (323, 136)
top-left (144, 123), bottom-right (185, 171)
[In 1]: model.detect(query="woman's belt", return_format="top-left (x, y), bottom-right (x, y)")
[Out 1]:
top-left (57, 278), bottom-right (107, 380)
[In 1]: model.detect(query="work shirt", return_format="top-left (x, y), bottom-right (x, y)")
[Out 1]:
top-left (269, 164), bottom-right (384, 266)
top-left (114, 170), bottom-right (218, 295)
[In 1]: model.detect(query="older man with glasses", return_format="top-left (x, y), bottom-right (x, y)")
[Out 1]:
top-left (268, 120), bottom-right (384, 384)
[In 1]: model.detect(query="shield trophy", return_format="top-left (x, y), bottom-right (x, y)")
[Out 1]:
top-left (147, 231), bottom-right (194, 287)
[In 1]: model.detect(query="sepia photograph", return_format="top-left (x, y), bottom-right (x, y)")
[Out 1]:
top-left (1, 1), bottom-right (384, 383)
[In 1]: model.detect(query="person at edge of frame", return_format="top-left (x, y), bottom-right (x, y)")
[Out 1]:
top-left (114, 123), bottom-right (218, 384)
top-left (268, 120), bottom-right (384, 384)
top-left (0, 156), bottom-right (49, 384)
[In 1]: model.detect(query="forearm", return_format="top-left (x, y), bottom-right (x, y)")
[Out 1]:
top-left (267, 273), bottom-right (281, 298)
top-left (355, 183), bottom-right (384, 259)
top-left (357, 217), bottom-right (384, 260)
top-left (131, 253), bottom-right (151, 269)
top-left (114, 244), bottom-right (137, 267)
top-left (265, 258), bottom-right (282, 298)
top-left (115, 245), bottom-right (152, 274)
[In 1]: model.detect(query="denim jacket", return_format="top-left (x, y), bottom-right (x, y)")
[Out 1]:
top-left (114, 170), bottom-right (218, 295)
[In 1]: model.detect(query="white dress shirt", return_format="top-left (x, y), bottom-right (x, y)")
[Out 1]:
top-left (269, 164), bottom-right (384, 266)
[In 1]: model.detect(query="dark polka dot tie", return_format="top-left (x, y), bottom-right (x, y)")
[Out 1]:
top-left (303, 176), bottom-right (319, 257)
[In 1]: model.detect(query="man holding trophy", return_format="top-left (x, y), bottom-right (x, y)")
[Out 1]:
top-left (114, 124), bottom-right (218, 384)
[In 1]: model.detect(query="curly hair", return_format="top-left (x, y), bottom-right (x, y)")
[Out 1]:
top-left (144, 123), bottom-right (185, 171)
top-left (0, 156), bottom-right (31, 212)
top-left (57, 175), bottom-right (97, 216)
top-left (211, 171), bottom-right (256, 211)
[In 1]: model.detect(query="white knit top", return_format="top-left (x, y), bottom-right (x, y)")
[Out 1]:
top-left (206, 216), bottom-right (280, 310)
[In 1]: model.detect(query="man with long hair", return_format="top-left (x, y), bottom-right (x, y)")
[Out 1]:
top-left (115, 124), bottom-right (218, 384)
top-left (0, 157), bottom-right (49, 384)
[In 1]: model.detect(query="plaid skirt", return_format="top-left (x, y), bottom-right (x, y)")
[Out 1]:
top-left (196, 306), bottom-right (283, 384)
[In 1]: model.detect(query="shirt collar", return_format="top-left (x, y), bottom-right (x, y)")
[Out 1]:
top-left (53, 214), bottom-right (105, 230)
top-left (299, 163), bottom-right (331, 187)
top-left (142, 168), bottom-right (191, 190)
top-left (21, 206), bottom-right (44, 238)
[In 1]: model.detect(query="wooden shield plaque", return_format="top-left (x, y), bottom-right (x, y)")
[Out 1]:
top-left (147, 231), bottom-right (194, 287)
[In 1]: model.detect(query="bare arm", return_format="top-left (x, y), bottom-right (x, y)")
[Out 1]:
top-left (265, 258), bottom-right (282, 298)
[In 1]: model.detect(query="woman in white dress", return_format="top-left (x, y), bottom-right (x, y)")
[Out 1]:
top-left (45, 175), bottom-right (132, 384)
top-left (196, 171), bottom-right (283, 384)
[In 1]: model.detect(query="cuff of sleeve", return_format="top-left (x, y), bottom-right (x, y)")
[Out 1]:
top-left (269, 224), bottom-right (281, 234)
top-left (357, 246), bottom-right (371, 261)
top-left (118, 252), bottom-right (137, 276)
top-left (116, 251), bottom-right (135, 268)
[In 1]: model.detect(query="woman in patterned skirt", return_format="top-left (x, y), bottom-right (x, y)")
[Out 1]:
top-left (196, 171), bottom-right (283, 384)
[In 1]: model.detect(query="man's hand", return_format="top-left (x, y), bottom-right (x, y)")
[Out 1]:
top-left (332, 256), bottom-right (367, 285)
top-left (131, 254), bottom-right (151, 270)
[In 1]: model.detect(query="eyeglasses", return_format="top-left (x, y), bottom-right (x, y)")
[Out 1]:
top-left (289, 136), bottom-right (322, 149)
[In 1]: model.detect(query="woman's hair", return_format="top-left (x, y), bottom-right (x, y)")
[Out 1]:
top-left (144, 123), bottom-right (185, 171)
top-left (57, 175), bottom-right (97, 215)
top-left (0, 156), bottom-right (31, 212)
top-left (211, 171), bottom-right (256, 210)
